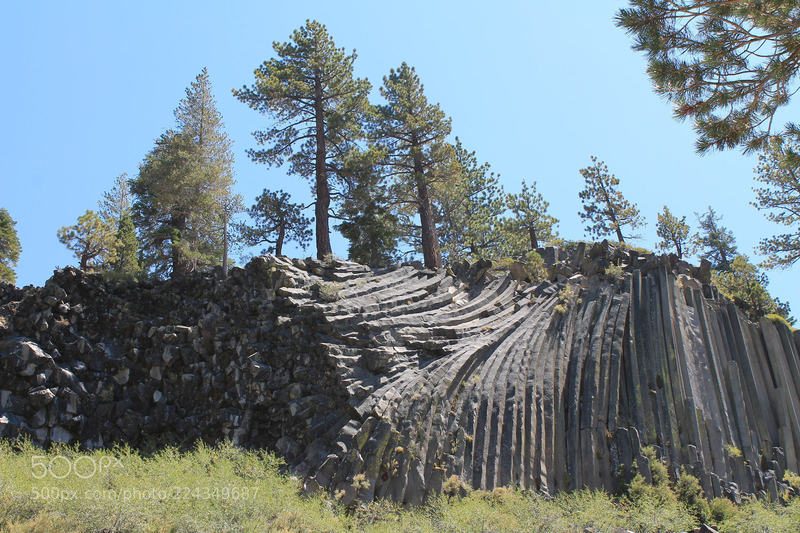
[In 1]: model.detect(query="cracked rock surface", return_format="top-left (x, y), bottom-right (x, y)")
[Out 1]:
top-left (1, 243), bottom-right (799, 505)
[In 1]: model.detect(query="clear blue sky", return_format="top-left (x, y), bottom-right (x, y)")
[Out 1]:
top-left (2, 1), bottom-right (797, 314)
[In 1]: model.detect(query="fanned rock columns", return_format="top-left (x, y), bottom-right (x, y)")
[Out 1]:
top-left (1, 244), bottom-right (799, 505)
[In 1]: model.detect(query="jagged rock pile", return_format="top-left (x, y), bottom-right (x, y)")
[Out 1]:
top-left (1, 243), bottom-right (799, 507)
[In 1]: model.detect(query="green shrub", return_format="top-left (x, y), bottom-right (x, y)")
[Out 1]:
top-left (604, 263), bottom-right (625, 280)
top-left (675, 469), bottom-right (710, 523)
top-left (642, 446), bottom-right (671, 487)
top-left (314, 281), bottom-right (342, 302)
top-left (724, 444), bottom-right (743, 459)
top-left (765, 313), bottom-right (798, 332)
top-left (783, 471), bottom-right (800, 490)
top-left (442, 475), bottom-right (470, 498)
top-left (710, 496), bottom-right (738, 523)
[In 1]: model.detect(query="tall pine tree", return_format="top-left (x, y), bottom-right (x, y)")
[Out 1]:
top-left (375, 62), bottom-right (453, 269)
top-left (132, 68), bottom-right (236, 278)
top-left (234, 20), bottom-right (371, 260)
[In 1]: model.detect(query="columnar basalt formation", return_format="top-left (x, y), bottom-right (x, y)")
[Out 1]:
top-left (1, 243), bottom-right (798, 505)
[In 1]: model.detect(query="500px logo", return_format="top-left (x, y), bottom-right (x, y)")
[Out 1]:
top-left (30, 455), bottom-right (123, 479)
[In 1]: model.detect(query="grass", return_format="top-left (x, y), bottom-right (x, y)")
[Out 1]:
top-left (2, 440), bottom-right (800, 532)
top-left (765, 313), bottom-right (798, 332)
top-left (314, 281), bottom-right (343, 302)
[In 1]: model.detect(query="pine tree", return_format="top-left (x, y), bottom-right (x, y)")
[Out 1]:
top-left (114, 212), bottom-right (140, 278)
top-left (234, 20), bottom-right (371, 260)
top-left (238, 190), bottom-right (312, 257)
top-left (578, 157), bottom-right (644, 243)
top-left (435, 139), bottom-right (509, 264)
top-left (336, 147), bottom-right (400, 266)
top-left (375, 62), bottom-right (453, 269)
top-left (616, 1), bottom-right (800, 152)
top-left (99, 173), bottom-right (140, 278)
top-left (713, 255), bottom-right (792, 322)
top-left (57, 210), bottom-right (118, 272)
top-left (505, 178), bottom-right (558, 252)
top-left (131, 68), bottom-right (235, 278)
top-left (694, 207), bottom-right (738, 272)
top-left (0, 208), bottom-right (21, 284)
top-left (753, 137), bottom-right (800, 268)
top-left (655, 206), bottom-right (692, 259)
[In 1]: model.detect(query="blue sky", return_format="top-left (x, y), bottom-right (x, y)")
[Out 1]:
top-left (2, 1), bottom-right (797, 313)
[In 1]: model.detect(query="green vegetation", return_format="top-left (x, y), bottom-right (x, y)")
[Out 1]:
top-left (237, 189), bottom-right (311, 257)
top-left (754, 138), bottom-right (800, 269)
top-left (695, 207), bottom-right (738, 272)
top-left (578, 156), bottom-right (644, 244)
top-left (436, 138), bottom-right (508, 264)
top-left (504, 178), bottom-right (559, 252)
top-left (724, 444), bottom-right (743, 459)
top-left (4, 440), bottom-right (800, 532)
top-left (713, 255), bottom-right (792, 323)
top-left (57, 210), bottom-right (119, 273)
top-left (18, 17), bottom-right (796, 328)
top-left (374, 62), bottom-right (452, 269)
top-left (784, 471), bottom-right (800, 491)
top-left (131, 68), bottom-right (236, 278)
top-left (656, 206), bottom-right (692, 259)
top-left (604, 263), bottom-right (625, 280)
top-left (0, 208), bottom-right (21, 284)
top-left (315, 281), bottom-right (343, 302)
top-left (617, 1), bottom-right (800, 153)
top-left (234, 20), bottom-right (371, 262)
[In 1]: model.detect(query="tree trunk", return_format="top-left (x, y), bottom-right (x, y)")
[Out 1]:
top-left (529, 223), bottom-right (538, 250)
top-left (171, 213), bottom-right (187, 277)
top-left (276, 222), bottom-right (286, 257)
top-left (313, 71), bottom-right (332, 260)
top-left (615, 225), bottom-right (625, 244)
top-left (413, 151), bottom-right (441, 269)
top-left (80, 250), bottom-right (89, 271)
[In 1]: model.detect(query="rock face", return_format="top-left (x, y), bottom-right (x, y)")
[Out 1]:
top-left (1, 244), bottom-right (799, 505)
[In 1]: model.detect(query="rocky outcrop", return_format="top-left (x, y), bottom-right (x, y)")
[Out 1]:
top-left (1, 243), bottom-right (798, 506)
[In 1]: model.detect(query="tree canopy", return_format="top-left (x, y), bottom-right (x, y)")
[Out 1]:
top-left (132, 68), bottom-right (235, 278)
top-left (713, 254), bottom-right (792, 322)
top-left (99, 174), bottom-right (140, 279)
top-left (694, 206), bottom-right (738, 271)
top-left (505, 178), bottom-right (559, 252)
top-left (0, 208), bottom-right (21, 284)
top-left (578, 157), bottom-right (644, 243)
top-left (656, 206), bottom-right (692, 258)
top-left (753, 137), bottom-right (800, 268)
top-left (234, 20), bottom-right (371, 260)
top-left (436, 139), bottom-right (509, 263)
top-left (617, 0), bottom-right (800, 153)
top-left (374, 62), bottom-right (453, 268)
top-left (238, 189), bottom-right (311, 257)
top-left (57, 210), bottom-right (118, 272)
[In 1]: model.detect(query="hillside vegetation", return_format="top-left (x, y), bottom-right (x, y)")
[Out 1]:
top-left (1, 441), bottom-right (800, 533)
